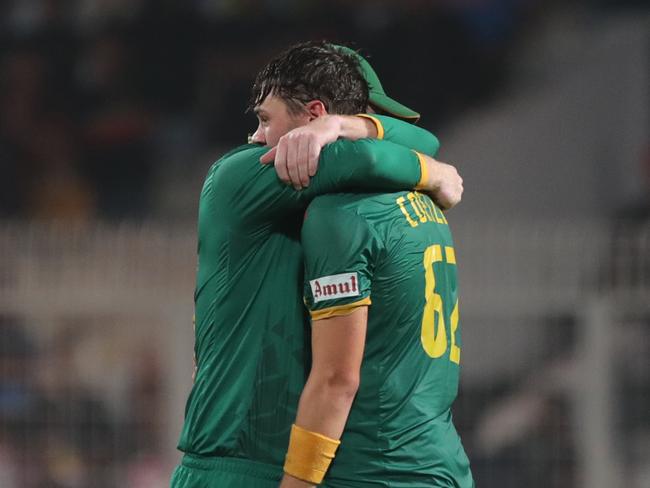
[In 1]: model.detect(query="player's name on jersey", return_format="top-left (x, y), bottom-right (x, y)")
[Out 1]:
top-left (396, 191), bottom-right (448, 228)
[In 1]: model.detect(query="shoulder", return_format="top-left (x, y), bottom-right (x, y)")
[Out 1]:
top-left (307, 192), bottom-right (400, 216)
top-left (215, 143), bottom-right (267, 170)
top-left (208, 143), bottom-right (272, 191)
top-left (302, 194), bottom-right (377, 243)
top-left (305, 194), bottom-right (363, 222)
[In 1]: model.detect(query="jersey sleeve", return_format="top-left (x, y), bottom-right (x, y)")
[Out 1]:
top-left (213, 140), bottom-right (425, 227)
top-left (301, 138), bottom-right (425, 199)
top-left (301, 203), bottom-right (379, 321)
top-left (358, 114), bottom-right (441, 157)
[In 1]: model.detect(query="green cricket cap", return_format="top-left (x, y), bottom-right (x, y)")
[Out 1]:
top-left (334, 44), bottom-right (420, 123)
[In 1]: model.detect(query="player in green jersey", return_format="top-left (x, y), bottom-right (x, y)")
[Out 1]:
top-left (281, 189), bottom-right (473, 485)
top-left (170, 41), bottom-right (463, 488)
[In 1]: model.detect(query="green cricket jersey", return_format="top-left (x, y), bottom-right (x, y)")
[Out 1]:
top-left (177, 116), bottom-right (441, 470)
top-left (302, 191), bottom-right (473, 487)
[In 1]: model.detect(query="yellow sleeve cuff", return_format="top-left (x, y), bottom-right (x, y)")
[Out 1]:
top-left (310, 297), bottom-right (371, 321)
top-left (355, 114), bottom-right (384, 140)
top-left (413, 150), bottom-right (429, 190)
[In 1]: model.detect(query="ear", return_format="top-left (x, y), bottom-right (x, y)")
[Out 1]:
top-left (305, 100), bottom-right (328, 120)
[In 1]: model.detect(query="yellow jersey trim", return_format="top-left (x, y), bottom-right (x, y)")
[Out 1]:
top-left (355, 114), bottom-right (384, 140)
top-left (413, 151), bottom-right (428, 190)
top-left (311, 297), bottom-right (372, 321)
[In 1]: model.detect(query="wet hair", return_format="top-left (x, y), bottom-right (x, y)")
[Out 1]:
top-left (249, 41), bottom-right (369, 116)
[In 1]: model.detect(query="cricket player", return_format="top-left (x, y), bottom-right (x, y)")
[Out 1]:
top-left (170, 41), bottom-right (462, 488)
top-left (280, 161), bottom-right (474, 485)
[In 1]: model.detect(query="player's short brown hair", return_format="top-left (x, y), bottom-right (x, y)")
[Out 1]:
top-left (249, 41), bottom-right (369, 116)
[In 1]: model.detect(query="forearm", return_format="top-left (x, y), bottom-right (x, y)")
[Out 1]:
top-left (294, 374), bottom-right (357, 440)
top-left (311, 139), bottom-right (422, 196)
top-left (370, 114), bottom-right (441, 156)
top-left (263, 114), bottom-right (441, 190)
top-left (280, 376), bottom-right (357, 488)
top-left (281, 308), bottom-right (367, 487)
top-left (332, 114), bottom-right (379, 140)
top-left (318, 140), bottom-right (462, 209)
top-left (238, 139), bottom-right (423, 221)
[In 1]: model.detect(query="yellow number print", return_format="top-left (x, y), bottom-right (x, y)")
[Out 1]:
top-left (420, 245), bottom-right (461, 364)
top-left (450, 299), bottom-right (460, 364)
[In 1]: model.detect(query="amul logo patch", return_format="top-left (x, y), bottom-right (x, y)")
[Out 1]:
top-left (310, 273), bottom-right (360, 303)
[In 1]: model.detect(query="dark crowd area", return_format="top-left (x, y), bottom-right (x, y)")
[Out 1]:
top-left (0, 315), bottom-right (165, 487)
top-left (0, 0), bottom-right (541, 221)
top-left (0, 0), bottom-right (641, 221)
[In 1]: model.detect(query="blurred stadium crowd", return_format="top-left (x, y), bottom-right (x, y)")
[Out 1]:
top-left (2, 0), bottom-right (632, 221)
top-left (0, 315), bottom-right (165, 487)
top-left (0, 1), bottom-right (647, 487)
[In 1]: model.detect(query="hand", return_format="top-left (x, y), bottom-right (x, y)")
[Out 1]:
top-left (424, 156), bottom-right (464, 210)
top-left (260, 116), bottom-right (343, 190)
top-left (279, 474), bottom-right (315, 488)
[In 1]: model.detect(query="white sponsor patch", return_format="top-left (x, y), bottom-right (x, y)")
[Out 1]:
top-left (310, 272), bottom-right (360, 303)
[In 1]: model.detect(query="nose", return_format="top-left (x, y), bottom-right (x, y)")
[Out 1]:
top-left (250, 126), bottom-right (265, 145)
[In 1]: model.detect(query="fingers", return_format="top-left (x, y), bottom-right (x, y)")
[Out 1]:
top-left (260, 146), bottom-right (276, 164)
top-left (295, 136), bottom-right (311, 188)
top-left (265, 124), bottom-right (330, 189)
top-left (441, 170), bottom-right (463, 210)
top-left (274, 139), bottom-right (290, 184)
top-left (286, 135), bottom-right (301, 190)
top-left (307, 138), bottom-right (320, 177)
top-left (275, 132), bottom-right (314, 190)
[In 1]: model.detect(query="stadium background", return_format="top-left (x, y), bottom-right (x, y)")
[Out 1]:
top-left (0, 0), bottom-right (648, 487)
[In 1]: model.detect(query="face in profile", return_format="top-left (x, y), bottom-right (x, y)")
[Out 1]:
top-left (250, 94), bottom-right (311, 147)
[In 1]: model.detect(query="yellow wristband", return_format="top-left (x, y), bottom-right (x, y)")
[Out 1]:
top-left (413, 150), bottom-right (429, 190)
top-left (355, 113), bottom-right (384, 140)
top-left (283, 424), bottom-right (341, 484)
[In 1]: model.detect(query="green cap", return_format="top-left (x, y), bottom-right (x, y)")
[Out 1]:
top-left (334, 45), bottom-right (420, 123)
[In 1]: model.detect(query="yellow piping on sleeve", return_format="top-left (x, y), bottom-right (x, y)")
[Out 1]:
top-left (355, 114), bottom-right (384, 140)
top-left (413, 151), bottom-right (428, 190)
top-left (310, 297), bottom-right (371, 321)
